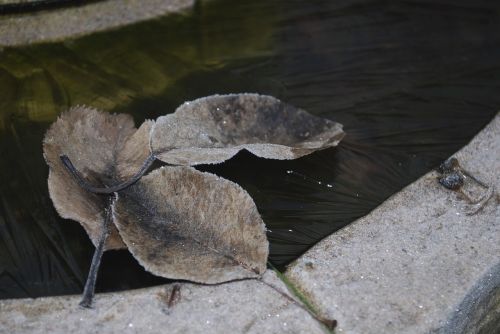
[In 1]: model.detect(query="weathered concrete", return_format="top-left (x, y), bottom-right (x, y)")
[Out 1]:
top-left (0, 0), bottom-right (39, 4)
top-left (286, 113), bottom-right (500, 334)
top-left (0, 0), bottom-right (195, 46)
top-left (0, 271), bottom-right (327, 334)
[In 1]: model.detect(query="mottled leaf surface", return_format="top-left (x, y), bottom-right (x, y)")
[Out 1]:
top-left (43, 107), bottom-right (152, 249)
top-left (112, 166), bottom-right (269, 283)
top-left (151, 94), bottom-right (344, 165)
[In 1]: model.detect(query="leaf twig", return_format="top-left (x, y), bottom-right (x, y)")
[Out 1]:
top-left (60, 154), bottom-right (156, 194)
top-left (79, 196), bottom-right (114, 308)
top-left (261, 265), bottom-right (337, 332)
top-left (168, 284), bottom-right (182, 308)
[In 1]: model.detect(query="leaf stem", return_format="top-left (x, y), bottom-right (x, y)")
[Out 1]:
top-left (262, 264), bottom-right (337, 333)
top-left (79, 196), bottom-right (113, 308)
top-left (462, 169), bottom-right (489, 188)
top-left (59, 154), bottom-right (155, 194)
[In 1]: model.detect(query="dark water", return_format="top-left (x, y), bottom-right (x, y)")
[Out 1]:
top-left (1, 0), bottom-right (499, 299)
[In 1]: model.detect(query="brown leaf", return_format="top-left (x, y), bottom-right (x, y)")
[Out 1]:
top-left (43, 106), bottom-right (152, 249)
top-left (116, 120), bottom-right (154, 181)
top-left (150, 93), bottom-right (344, 165)
top-left (112, 166), bottom-right (269, 283)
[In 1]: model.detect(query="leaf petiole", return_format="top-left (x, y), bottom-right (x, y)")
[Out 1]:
top-left (79, 196), bottom-right (114, 308)
top-left (60, 154), bottom-right (156, 194)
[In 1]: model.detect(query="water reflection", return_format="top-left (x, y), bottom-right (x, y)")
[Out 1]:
top-left (1, 0), bottom-right (499, 298)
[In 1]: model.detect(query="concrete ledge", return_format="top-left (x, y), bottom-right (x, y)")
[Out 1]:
top-left (0, 271), bottom-right (326, 334)
top-left (286, 113), bottom-right (500, 333)
top-left (0, 0), bottom-right (194, 46)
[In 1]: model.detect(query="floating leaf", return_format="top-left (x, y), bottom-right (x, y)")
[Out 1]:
top-left (43, 107), bottom-right (152, 250)
top-left (112, 166), bottom-right (269, 283)
top-left (42, 94), bottom-right (342, 306)
top-left (151, 93), bottom-right (344, 165)
top-left (116, 120), bottom-right (154, 181)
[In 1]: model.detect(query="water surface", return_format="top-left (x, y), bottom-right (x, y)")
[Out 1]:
top-left (1, 0), bottom-right (499, 298)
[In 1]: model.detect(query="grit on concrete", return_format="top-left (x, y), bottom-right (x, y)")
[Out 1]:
top-left (286, 113), bottom-right (500, 334)
top-left (0, 0), bottom-right (195, 46)
top-left (0, 271), bottom-right (327, 334)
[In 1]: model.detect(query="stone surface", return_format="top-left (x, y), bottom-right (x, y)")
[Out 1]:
top-left (0, 0), bottom-right (195, 46)
top-left (0, 271), bottom-right (326, 334)
top-left (286, 113), bottom-right (500, 334)
top-left (0, 0), bottom-right (41, 4)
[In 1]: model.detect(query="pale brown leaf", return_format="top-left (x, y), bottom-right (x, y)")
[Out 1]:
top-left (112, 166), bottom-right (269, 283)
top-left (116, 120), bottom-right (154, 180)
top-left (43, 106), bottom-right (152, 249)
top-left (151, 93), bottom-right (344, 165)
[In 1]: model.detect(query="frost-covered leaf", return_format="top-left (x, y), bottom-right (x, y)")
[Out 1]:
top-left (151, 93), bottom-right (344, 165)
top-left (112, 166), bottom-right (269, 283)
top-left (43, 107), bottom-right (152, 250)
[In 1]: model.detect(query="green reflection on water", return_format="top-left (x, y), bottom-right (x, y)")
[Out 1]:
top-left (0, 0), bottom-right (276, 126)
top-left (0, 0), bottom-right (279, 298)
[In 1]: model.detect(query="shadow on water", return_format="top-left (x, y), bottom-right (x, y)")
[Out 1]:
top-left (1, 0), bottom-right (499, 298)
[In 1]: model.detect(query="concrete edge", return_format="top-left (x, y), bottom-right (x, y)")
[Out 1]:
top-left (441, 260), bottom-right (500, 334)
top-left (0, 0), bottom-right (195, 46)
top-left (285, 112), bottom-right (500, 334)
top-left (0, 271), bottom-right (329, 334)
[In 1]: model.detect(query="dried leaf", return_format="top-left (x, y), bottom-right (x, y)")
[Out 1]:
top-left (151, 93), bottom-right (344, 165)
top-left (112, 166), bottom-right (269, 283)
top-left (116, 120), bottom-right (154, 180)
top-left (43, 106), bottom-right (152, 249)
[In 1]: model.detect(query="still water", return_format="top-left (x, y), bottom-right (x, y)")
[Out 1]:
top-left (1, 0), bottom-right (499, 298)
